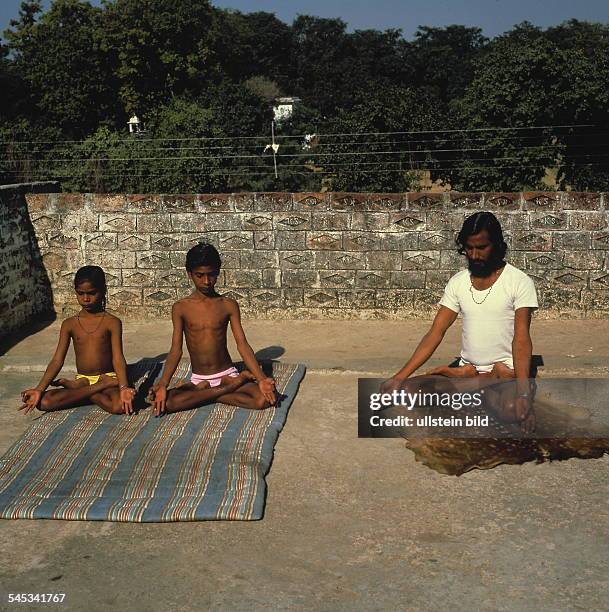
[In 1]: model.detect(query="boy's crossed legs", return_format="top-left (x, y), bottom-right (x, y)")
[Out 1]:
top-left (163, 370), bottom-right (270, 413)
top-left (37, 375), bottom-right (124, 415)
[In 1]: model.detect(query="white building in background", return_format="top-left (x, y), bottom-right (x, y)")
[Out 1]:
top-left (272, 97), bottom-right (301, 123)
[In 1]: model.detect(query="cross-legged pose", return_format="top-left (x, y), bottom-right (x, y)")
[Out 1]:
top-left (19, 266), bottom-right (135, 415)
top-left (382, 211), bottom-right (539, 432)
top-left (149, 243), bottom-right (278, 415)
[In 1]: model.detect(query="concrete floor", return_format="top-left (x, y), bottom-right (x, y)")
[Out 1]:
top-left (1, 319), bottom-right (608, 611)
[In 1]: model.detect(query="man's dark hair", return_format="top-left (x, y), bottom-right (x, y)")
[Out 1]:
top-left (185, 242), bottom-right (222, 272)
top-left (74, 265), bottom-right (107, 309)
top-left (456, 211), bottom-right (507, 260)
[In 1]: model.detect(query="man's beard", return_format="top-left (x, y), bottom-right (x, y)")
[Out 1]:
top-left (467, 253), bottom-right (504, 277)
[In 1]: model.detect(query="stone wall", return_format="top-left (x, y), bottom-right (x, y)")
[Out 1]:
top-left (0, 182), bottom-right (59, 341)
top-left (25, 191), bottom-right (609, 319)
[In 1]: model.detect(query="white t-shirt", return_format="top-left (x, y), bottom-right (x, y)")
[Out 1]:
top-left (439, 263), bottom-right (538, 372)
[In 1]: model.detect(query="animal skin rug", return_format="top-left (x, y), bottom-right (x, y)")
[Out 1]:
top-left (404, 391), bottom-right (609, 476)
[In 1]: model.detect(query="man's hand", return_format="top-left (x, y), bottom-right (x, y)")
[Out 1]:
top-left (120, 387), bottom-right (135, 415)
top-left (515, 396), bottom-right (535, 434)
top-left (151, 383), bottom-right (168, 416)
top-left (19, 389), bottom-right (42, 414)
top-left (380, 377), bottom-right (404, 394)
top-left (258, 377), bottom-right (277, 406)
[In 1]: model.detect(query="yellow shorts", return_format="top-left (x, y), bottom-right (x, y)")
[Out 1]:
top-left (76, 372), bottom-right (117, 385)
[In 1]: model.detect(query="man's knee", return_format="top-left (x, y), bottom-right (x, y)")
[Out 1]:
top-left (253, 395), bottom-right (269, 410)
top-left (490, 362), bottom-right (515, 379)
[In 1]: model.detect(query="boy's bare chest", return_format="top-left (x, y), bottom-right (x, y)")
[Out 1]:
top-left (71, 326), bottom-right (111, 347)
top-left (183, 304), bottom-right (229, 332)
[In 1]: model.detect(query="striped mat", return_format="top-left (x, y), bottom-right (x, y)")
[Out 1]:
top-left (0, 361), bottom-right (305, 522)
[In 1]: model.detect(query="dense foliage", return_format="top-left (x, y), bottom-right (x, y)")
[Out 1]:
top-left (1, 0), bottom-right (608, 192)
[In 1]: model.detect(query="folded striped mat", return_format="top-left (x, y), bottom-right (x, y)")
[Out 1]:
top-left (0, 360), bottom-right (305, 522)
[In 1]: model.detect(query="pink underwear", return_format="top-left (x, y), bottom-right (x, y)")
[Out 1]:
top-left (190, 366), bottom-right (239, 388)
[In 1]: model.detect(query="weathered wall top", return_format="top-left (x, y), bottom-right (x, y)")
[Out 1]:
top-left (21, 191), bottom-right (609, 319)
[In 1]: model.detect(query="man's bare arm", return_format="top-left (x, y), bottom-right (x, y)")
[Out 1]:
top-left (512, 307), bottom-right (535, 431)
top-left (389, 306), bottom-right (458, 381)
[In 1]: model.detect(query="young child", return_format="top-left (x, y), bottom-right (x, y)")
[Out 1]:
top-left (19, 266), bottom-right (136, 415)
top-left (150, 242), bottom-right (277, 415)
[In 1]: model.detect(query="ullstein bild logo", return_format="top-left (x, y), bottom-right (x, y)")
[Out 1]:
top-left (357, 378), bottom-right (609, 440)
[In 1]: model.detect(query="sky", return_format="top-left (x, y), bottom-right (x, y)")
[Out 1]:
top-left (1, 0), bottom-right (607, 39)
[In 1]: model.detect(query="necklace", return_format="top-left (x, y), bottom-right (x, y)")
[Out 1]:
top-left (469, 271), bottom-right (499, 304)
top-left (77, 311), bottom-right (105, 334)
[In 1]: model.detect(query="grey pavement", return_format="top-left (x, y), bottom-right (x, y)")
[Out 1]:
top-left (1, 319), bottom-right (608, 611)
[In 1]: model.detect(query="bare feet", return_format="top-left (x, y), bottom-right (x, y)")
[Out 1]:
top-left (50, 378), bottom-right (89, 389)
top-left (96, 374), bottom-right (120, 390)
top-left (425, 364), bottom-right (478, 378)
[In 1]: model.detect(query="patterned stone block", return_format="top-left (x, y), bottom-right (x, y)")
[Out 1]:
top-left (122, 269), bottom-right (155, 287)
top-left (388, 213), bottom-right (426, 231)
top-left (283, 288), bottom-right (304, 306)
top-left (109, 288), bottom-right (143, 305)
top-left (180, 233), bottom-right (219, 250)
top-left (117, 234), bottom-right (149, 251)
top-left (319, 271), bottom-right (356, 288)
top-left (483, 193), bottom-right (521, 210)
top-left (294, 193), bottom-right (329, 211)
top-left (418, 231), bottom-right (455, 251)
top-left (149, 234), bottom-right (181, 250)
top-left (61, 209), bottom-right (99, 233)
top-left (197, 194), bottom-right (233, 213)
top-left (523, 192), bottom-right (559, 211)
top-left (314, 251), bottom-right (365, 270)
top-left (99, 213), bottom-right (137, 232)
top-left (90, 250), bottom-right (136, 269)
top-left (162, 195), bottom-right (196, 212)
top-left (304, 290), bottom-right (339, 307)
top-left (530, 212), bottom-right (567, 230)
top-left (343, 232), bottom-right (380, 252)
top-left (83, 232), bottom-right (117, 251)
top-left (512, 231), bottom-right (552, 251)
top-left (218, 231), bottom-right (254, 250)
top-left (242, 214), bottom-right (272, 230)
top-left (539, 287), bottom-right (582, 310)
top-left (408, 193), bottom-right (445, 210)
top-left (402, 250), bottom-right (441, 271)
top-left (356, 270), bottom-right (391, 289)
top-left (136, 251), bottom-right (172, 269)
top-left (155, 269), bottom-right (190, 288)
top-left (276, 231), bottom-right (308, 250)
top-left (440, 249), bottom-right (465, 269)
top-left (92, 194), bottom-right (126, 211)
top-left (220, 289), bottom-right (250, 303)
top-left (31, 214), bottom-right (60, 232)
top-left (203, 214), bottom-right (243, 231)
top-left (47, 231), bottom-right (80, 250)
top-left (493, 212), bottom-right (529, 230)
top-left (125, 195), bottom-right (161, 213)
top-left (144, 288), bottom-right (178, 305)
top-left (590, 273), bottom-right (609, 290)
top-left (551, 270), bottom-right (588, 288)
top-left (279, 251), bottom-right (314, 268)
top-left (448, 192), bottom-right (484, 209)
top-left (525, 253), bottom-right (564, 270)
top-left (25, 194), bottom-right (54, 213)
top-left (330, 192), bottom-right (367, 211)
top-left (306, 232), bottom-right (343, 250)
top-left (251, 289), bottom-right (281, 305)
top-left (273, 212), bottom-right (312, 231)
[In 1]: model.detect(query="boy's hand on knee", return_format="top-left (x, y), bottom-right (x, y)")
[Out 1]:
top-left (120, 387), bottom-right (135, 415)
top-left (19, 389), bottom-right (42, 413)
top-left (258, 377), bottom-right (277, 406)
top-left (152, 384), bottom-right (167, 416)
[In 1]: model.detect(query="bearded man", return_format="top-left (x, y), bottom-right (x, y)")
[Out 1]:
top-left (382, 211), bottom-right (539, 432)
